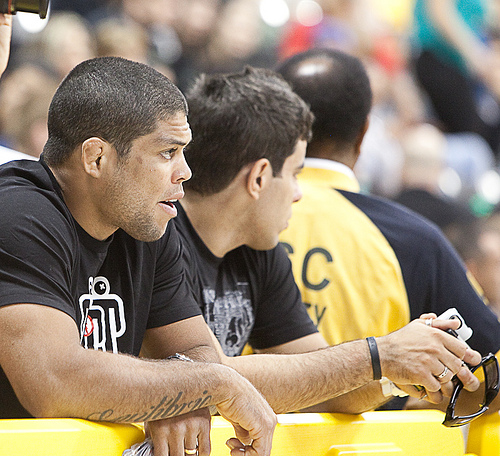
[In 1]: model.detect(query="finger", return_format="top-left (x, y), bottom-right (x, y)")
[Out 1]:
top-left (232, 423), bottom-right (253, 446)
top-left (428, 318), bottom-right (461, 332)
top-left (183, 440), bottom-right (199, 456)
top-left (184, 428), bottom-right (201, 455)
top-left (456, 364), bottom-right (481, 392)
top-left (418, 356), bottom-right (454, 392)
top-left (434, 364), bottom-right (454, 384)
top-left (394, 384), bottom-right (421, 398)
top-left (248, 434), bottom-right (273, 456)
top-left (437, 343), bottom-right (481, 379)
top-left (167, 433), bottom-right (184, 456)
top-left (425, 388), bottom-right (444, 404)
top-left (431, 331), bottom-right (470, 371)
top-left (463, 348), bottom-right (482, 367)
top-left (418, 313), bottom-right (437, 321)
top-left (227, 438), bottom-right (245, 452)
top-left (197, 422), bottom-right (211, 456)
top-left (404, 384), bottom-right (443, 404)
top-left (417, 371), bottom-right (442, 393)
top-left (439, 379), bottom-right (456, 398)
top-left (150, 433), bottom-right (170, 456)
top-left (144, 422), bottom-right (152, 439)
top-left (183, 448), bottom-right (198, 456)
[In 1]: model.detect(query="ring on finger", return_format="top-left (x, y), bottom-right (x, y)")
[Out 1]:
top-left (185, 449), bottom-right (197, 455)
top-left (436, 366), bottom-right (449, 380)
top-left (425, 318), bottom-right (433, 327)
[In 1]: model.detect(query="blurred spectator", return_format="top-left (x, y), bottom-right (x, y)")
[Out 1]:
top-left (120, 0), bottom-right (182, 68)
top-left (410, 0), bottom-right (500, 157)
top-left (171, 0), bottom-right (223, 91)
top-left (30, 11), bottom-right (96, 81)
top-left (201, 0), bottom-right (276, 73)
top-left (278, 0), bottom-right (386, 61)
top-left (399, 123), bottom-right (448, 195)
top-left (0, 63), bottom-right (58, 157)
top-left (454, 215), bottom-right (500, 319)
top-left (93, 17), bottom-right (175, 80)
top-left (393, 123), bottom-right (478, 240)
top-left (353, 62), bottom-right (427, 198)
top-left (173, 0), bottom-right (276, 93)
top-left (276, 1), bottom-right (428, 198)
top-left (95, 18), bottom-right (149, 63)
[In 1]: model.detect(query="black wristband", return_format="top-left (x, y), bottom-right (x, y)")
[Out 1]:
top-left (366, 337), bottom-right (382, 380)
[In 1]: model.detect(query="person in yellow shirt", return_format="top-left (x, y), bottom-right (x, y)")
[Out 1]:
top-left (278, 49), bottom-right (500, 411)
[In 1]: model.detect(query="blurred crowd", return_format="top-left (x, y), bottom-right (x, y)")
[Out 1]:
top-left (3, 0), bottom-right (500, 316)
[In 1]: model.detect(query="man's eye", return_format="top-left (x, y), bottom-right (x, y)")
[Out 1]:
top-left (161, 150), bottom-right (173, 160)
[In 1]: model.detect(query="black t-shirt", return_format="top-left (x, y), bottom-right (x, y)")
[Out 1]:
top-left (173, 203), bottom-right (318, 356)
top-left (0, 159), bottom-right (201, 418)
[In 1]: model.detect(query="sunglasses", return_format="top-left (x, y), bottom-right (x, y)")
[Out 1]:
top-left (443, 353), bottom-right (500, 427)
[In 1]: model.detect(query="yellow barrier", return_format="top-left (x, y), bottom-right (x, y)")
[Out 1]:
top-left (211, 411), bottom-right (469, 456)
top-left (0, 418), bottom-right (145, 455)
top-left (467, 412), bottom-right (500, 456)
top-left (0, 411), bottom-right (472, 456)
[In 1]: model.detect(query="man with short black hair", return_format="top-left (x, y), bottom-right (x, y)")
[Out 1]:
top-left (0, 48), bottom-right (277, 456)
top-left (169, 65), bottom-right (481, 419)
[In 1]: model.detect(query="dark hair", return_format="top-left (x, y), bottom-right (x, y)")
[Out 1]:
top-left (184, 66), bottom-right (313, 195)
top-left (43, 56), bottom-right (188, 166)
top-left (276, 48), bottom-right (372, 152)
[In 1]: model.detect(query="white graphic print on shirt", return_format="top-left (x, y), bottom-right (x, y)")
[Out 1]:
top-left (202, 283), bottom-right (254, 356)
top-left (79, 276), bottom-right (126, 353)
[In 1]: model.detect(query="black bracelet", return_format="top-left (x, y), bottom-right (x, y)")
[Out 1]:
top-left (366, 337), bottom-right (382, 380)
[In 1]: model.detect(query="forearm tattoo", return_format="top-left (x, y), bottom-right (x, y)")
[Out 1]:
top-left (86, 390), bottom-right (213, 422)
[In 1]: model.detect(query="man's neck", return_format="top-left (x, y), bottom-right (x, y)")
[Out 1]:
top-left (180, 191), bottom-right (250, 258)
top-left (50, 163), bottom-right (116, 241)
top-left (304, 157), bottom-right (356, 178)
top-left (306, 140), bottom-right (358, 170)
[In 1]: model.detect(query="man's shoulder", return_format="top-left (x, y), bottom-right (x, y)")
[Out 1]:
top-left (338, 189), bottom-right (443, 236)
top-left (0, 160), bottom-right (76, 244)
top-left (0, 159), bottom-right (60, 207)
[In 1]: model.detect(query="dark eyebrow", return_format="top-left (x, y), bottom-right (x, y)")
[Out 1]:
top-left (153, 135), bottom-right (191, 148)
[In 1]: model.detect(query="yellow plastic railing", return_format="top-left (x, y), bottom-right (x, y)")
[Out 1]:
top-left (0, 410), bottom-right (474, 456)
top-left (467, 412), bottom-right (500, 456)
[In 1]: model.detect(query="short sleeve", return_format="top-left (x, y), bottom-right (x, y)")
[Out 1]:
top-left (248, 244), bottom-right (318, 350)
top-left (0, 185), bottom-right (78, 320)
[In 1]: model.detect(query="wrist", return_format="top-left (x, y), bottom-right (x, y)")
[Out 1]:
top-left (366, 337), bottom-right (382, 381)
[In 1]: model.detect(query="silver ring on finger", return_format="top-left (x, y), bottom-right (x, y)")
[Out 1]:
top-left (436, 366), bottom-right (449, 380)
top-left (425, 318), bottom-right (433, 327)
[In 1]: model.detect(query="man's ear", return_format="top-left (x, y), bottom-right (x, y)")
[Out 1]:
top-left (354, 118), bottom-right (370, 161)
top-left (81, 137), bottom-right (109, 178)
top-left (246, 158), bottom-right (271, 200)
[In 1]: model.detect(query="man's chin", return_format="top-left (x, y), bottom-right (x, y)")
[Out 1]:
top-left (126, 221), bottom-right (169, 243)
top-left (248, 236), bottom-right (279, 251)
